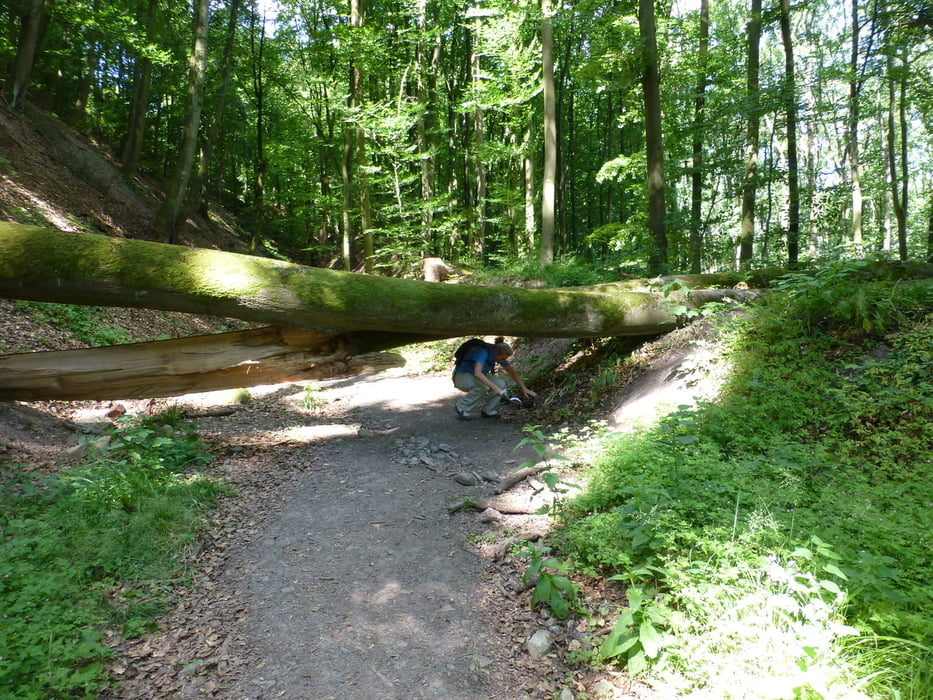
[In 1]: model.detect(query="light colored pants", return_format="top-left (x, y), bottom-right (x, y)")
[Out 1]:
top-left (453, 371), bottom-right (505, 417)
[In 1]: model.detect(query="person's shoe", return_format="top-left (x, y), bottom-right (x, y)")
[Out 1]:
top-left (455, 407), bottom-right (471, 421)
top-left (481, 411), bottom-right (501, 419)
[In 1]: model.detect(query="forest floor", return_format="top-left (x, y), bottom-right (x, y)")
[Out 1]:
top-left (0, 100), bottom-right (728, 699)
top-left (0, 305), bottom-right (726, 700)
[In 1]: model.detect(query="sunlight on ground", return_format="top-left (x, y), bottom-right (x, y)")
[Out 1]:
top-left (2, 177), bottom-right (78, 231)
top-left (281, 423), bottom-right (359, 441)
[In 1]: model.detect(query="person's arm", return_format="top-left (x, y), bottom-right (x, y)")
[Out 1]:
top-left (503, 364), bottom-right (537, 398)
top-left (472, 360), bottom-right (506, 394)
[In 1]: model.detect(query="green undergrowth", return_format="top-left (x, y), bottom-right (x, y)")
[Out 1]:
top-left (12, 300), bottom-right (133, 347)
top-left (545, 269), bottom-right (933, 698)
top-left (0, 410), bottom-right (226, 700)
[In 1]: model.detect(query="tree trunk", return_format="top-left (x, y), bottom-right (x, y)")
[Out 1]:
top-left (639, 0), bottom-right (667, 274)
top-left (540, 0), bottom-right (556, 266)
top-left (249, 9), bottom-right (267, 253)
top-left (524, 123), bottom-right (536, 253)
top-left (189, 0), bottom-right (240, 217)
top-left (0, 225), bottom-right (768, 341)
top-left (779, 0), bottom-right (800, 268)
top-left (152, 0), bottom-right (210, 244)
top-left (416, 0), bottom-right (439, 253)
top-left (739, 0), bottom-right (762, 269)
top-left (0, 325), bottom-right (407, 401)
top-left (121, 0), bottom-right (157, 177)
top-left (886, 52), bottom-right (908, 262)
top-left (847, 0), bottom-right (863, 254)
top-left (926, 194), bottom-right (933, 263)
top-left (9, 0), bottom-right (51, 111)
top-left (689, 0), bottom-right (709, 274)
top-left (350, 0), bottom-right (374, 273)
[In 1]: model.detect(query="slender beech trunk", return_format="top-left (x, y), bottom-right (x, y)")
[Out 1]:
top-left (249, 10), bottom-right (267, 253)
top-left (524, 117), bottom-right (536, 253)
top-left (540, 0), bottom-right (556, 266)
top-left (896, 55), bottom-right (908, 261)
top-left (152, 0), bottom-right (209, 244)
top-left (779, 0), bottom-right (800, 268)
top-left (190, 0), bottom-right (240, 217)
top-left (886, 53), bottom-right (908, 261)
top-left (470, 2), bottom-right (487, 260)
top-left (122, 0), bottom-right (158, 176)
top-left (416, 0), bottom-right (440, 253)
top-left (349, 0), bottom-right (374, 272)
top-left (805, 53), bottom-right (819, 258)
top-left (689, 0), bottom-right (709, 274)
top-left (926, 195), bottom-right (933, 262)
top-left (848, 0), bottom-right (864, 253)
top-left (639, 0), bottom-right (667, 274)
top-left (739, 0), bottom-right (762, 269)
top-left (10, 0), bottom-right (51, 110)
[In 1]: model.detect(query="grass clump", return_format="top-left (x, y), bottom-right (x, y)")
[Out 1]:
top-left (551, 271), bottom-right (933, 698)
top-left (0, 409), bottom-right (226, 699)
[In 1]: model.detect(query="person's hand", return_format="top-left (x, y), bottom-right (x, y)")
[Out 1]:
top-left (523, 389), bottom-right (538, 398)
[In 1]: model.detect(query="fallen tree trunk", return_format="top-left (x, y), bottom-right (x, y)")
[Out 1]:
top-left (0, 325), bottom-right (406, 401)
top-left (0, 224), bottom-right (759, 338)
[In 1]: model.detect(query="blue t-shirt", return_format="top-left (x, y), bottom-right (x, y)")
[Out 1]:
top-left (454, 344), bottom-right (510, 375)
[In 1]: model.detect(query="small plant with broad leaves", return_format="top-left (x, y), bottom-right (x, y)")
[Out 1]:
top-left (520, 543), bottom-right (580, 620)
top-left (600, 582), bottom-right (671, 675)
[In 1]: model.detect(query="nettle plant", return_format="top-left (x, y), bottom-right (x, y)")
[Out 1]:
top-left (513, 426), bottom-right (581, 619)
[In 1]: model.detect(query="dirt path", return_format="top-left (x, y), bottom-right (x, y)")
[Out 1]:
top-left (94, 368), bottom-right (571, 700)
top-left (215, 371), bottom-right (538, 699)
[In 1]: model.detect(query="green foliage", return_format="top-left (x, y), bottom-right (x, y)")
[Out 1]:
top-left (13, 301), bottom-right (132, 346)
top-left (548, 276), bottom-right (933, 697)
top-left (302, 383), bottom-right (322, 411)
top-left (519, 543), bottom-right (580, 621)
top-left (772, 260), bottom-right (933, 336)
top-left (0, 411), bottom-right (223, 699)
top-left (600, 583), bottom-right (671, 676)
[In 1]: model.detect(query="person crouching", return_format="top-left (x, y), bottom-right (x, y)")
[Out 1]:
top-left (452, 337), bottom-right (537, 421)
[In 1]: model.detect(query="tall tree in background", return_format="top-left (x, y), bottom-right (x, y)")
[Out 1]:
top-left (472, 1), bottom-right (488, 260)
top-left (540, 0), bottom-right (556, 266)
top-left (738, 0), bottom-right (763, 269)
top-left (847, 0), bottom-right (864, 253)
top-left (153, 0), bottom-right (209, 244)
top-left (9, 0), bottom-right (51, 110)
top-left (886, 50), bottom-right (908, 261)
top-left (779, 0), bottom-right (800, 267)
top-left (689, 0), bottom-right (710, 273)
top-left (640, 0), bottom-right (667, 273)
top-left (248, 8), bottom-right (267, 253)
top-left (189, 0), bottom-right (241, 217)
top-left (416, 0), bottom-right (440, 253)
top-left (122, 0), bottom-right (158, 177)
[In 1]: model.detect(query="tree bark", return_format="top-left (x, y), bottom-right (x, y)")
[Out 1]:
top-left (9, 0), bottom-right (51, 110)
top-left (121, 0), bottom-right (157, 177)
top-left (0, 325), bottom-right (407, 401)
top-left (779, 0), bottom-right (800, 268)
top-left (847, 0), bottom-right (863, 254)
top-left (152, 0), bottom-right (210, 244)
top-left (739, 0), bottom-right (762, 269)
top-left (689, 0), bottom-right (709, 274)
top-left (0, 225), bottom-right (765, 340)
top-left (189, 0), bottom-right (240, 216)
top-left (540, 0), bottom-right (556, 266)
top-left (639, 0), bottom-right (667, 274)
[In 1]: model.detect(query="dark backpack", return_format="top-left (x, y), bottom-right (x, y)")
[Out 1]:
top-left (453, 338), bottom-right (492, 365)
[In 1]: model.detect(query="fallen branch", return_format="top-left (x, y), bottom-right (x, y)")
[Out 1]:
top-left (494, 463), bottom-right (550, 494)
top-left (448, 492), bottom-right (551, 515)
